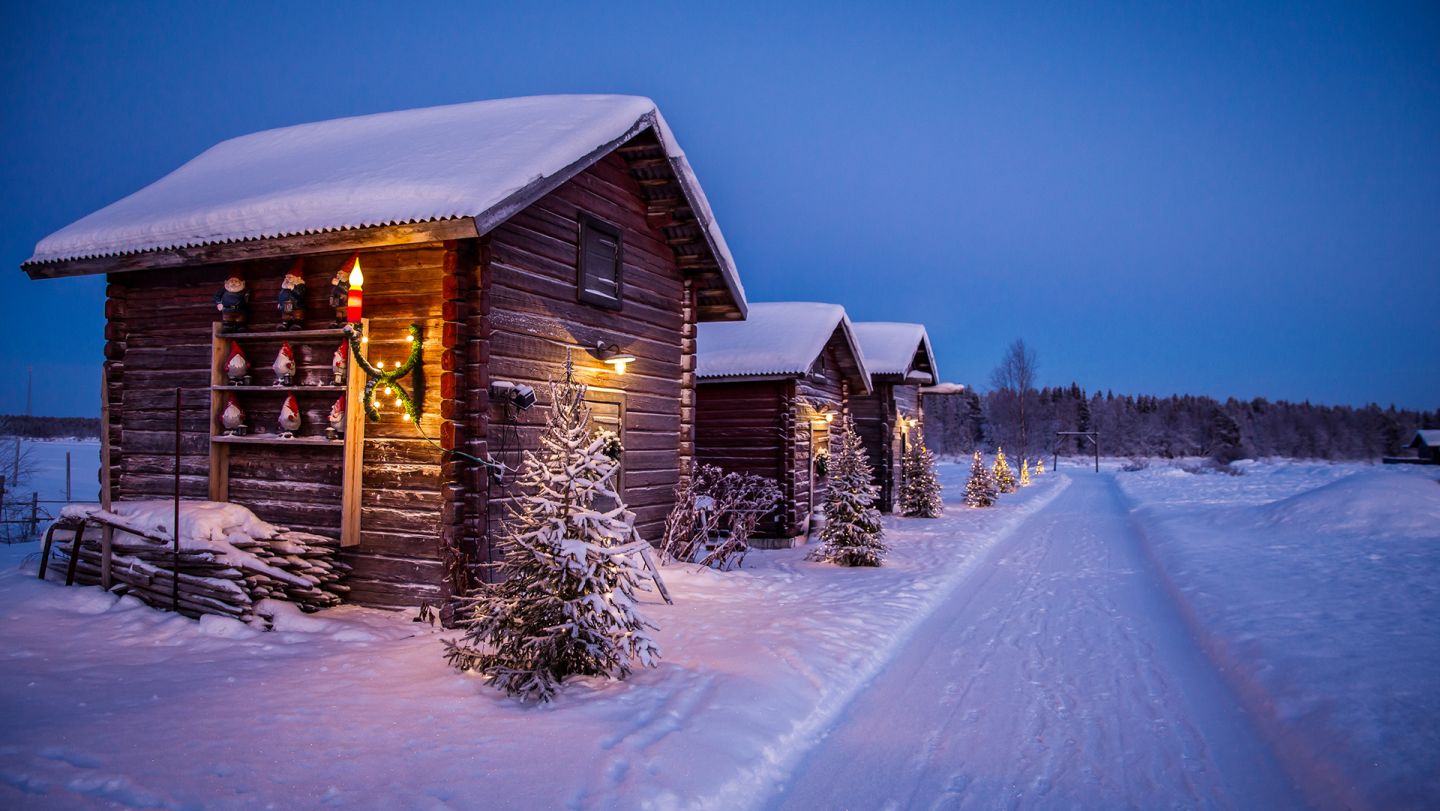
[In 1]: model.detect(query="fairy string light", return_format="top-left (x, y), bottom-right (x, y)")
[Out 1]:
top-left (344, 323), bottom-right (423, 423)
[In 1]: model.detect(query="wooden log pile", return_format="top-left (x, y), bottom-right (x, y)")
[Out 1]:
top-left (50, 506), bottom-right (349, 626)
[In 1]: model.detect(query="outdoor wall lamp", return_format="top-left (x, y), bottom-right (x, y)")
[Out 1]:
top-left (595, 340), bottom-right (637, 375)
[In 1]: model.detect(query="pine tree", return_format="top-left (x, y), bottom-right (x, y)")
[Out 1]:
top-left (1020, 458), bottom-right (1031, 486)
top-left (444, 373), bottom-right (659, 702)
top-left (899, 430), bottom-right (943, 518)
top-left (992, 447), bottom-right (1017, 493)
top-left (808, 414), bottom-right (887, 566)
top-left (1036, 457), bottom-right (1046, 475)
top-left (963, 450), bottom-right (997, 507)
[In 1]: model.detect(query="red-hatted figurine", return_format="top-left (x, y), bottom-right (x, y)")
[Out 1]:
top-left (224, 342), bottom-right (250, 385)
top-left (220, 393), bottom-right (247, 436)
top-left (277, 260), bottom-right (307, 330)
top-left (278, 394), bottom-right (302, 438)
top-left (272, 342), bottom-right (296, 386)
top-left (327, 396), bottom-right (346, 441)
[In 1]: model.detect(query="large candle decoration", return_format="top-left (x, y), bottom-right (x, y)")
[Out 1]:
top-left (345, 255), bottom-right (364, 324)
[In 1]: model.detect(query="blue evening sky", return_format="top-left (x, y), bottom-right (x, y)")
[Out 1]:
top-left (2, 1), bottom-right (1436, 416)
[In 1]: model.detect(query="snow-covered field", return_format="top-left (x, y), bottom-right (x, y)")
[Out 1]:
top-left (2, 454), bottom-right (1436, 809)
top-left (0, 438), bottom-right (99, 543)
top-left (1118, 459), bottom-right (1440, 809)
top-left (0, 463), bottom-right (1065, 810)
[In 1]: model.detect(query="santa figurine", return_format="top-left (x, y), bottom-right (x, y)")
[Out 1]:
top-left (277, 260), bottom-right (307, 330)
top-left (328, 267), bottom-right (350, 326)
top-left (213, 272), bottom-right (250, 333)
top-left (272, 342), bottom-right (296, 386)
top-left (331, 340), bottom-right (347, 385)
top-left (224, 341), bottom-right (250, 385)
top-left (326, 396), bottom-right (346, 440)
top-left (220, 393), bottom-right (247, 436)
top-left (278, 394), bottom-right (302, 438)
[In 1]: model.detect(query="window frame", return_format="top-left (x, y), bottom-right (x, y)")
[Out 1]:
top-left (576, 213), bottom-right (624, 310)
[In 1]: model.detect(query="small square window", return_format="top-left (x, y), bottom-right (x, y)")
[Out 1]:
top-left (578, 214), bottom-right (623, 310)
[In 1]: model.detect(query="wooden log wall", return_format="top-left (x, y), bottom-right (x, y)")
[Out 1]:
top-left (850, 382), bottom-right (897, 513)
top-left (103, 278), bottom-right (126, 504)
top-left (790, 341), bottom-right (849, 536)
top-left (695, 381), bottom-right (787, 535)
top-left (483, 150), bottom-right (690, 546)
top-left (104, 247), bottom-right (450, 610)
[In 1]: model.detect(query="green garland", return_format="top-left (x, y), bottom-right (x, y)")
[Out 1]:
top-left (345, 323), bottom-right (423, 423)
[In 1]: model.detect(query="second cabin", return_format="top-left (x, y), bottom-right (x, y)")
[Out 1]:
top-left (850, 323), bottom-right (938, 513)
top-left (695, 302), bottom-right (870, 543)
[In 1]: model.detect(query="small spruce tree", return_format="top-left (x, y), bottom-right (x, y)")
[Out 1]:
top-left (992, 447), bottom-right (1017, 494)
top-left (964, 450), bottom-right (998, 507)
top-left (1019, 458), bottom-right (1032, 487)
top-left (899, 431), bottom-right (943, 518)
top-left (444, 372), bottom-right (659, 702)
top-left (1035, 457), bottom-right (1046, 475)
top-left (808, 414), bottom-right (887, 566)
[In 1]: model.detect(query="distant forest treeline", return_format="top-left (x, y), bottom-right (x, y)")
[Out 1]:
top-left (923, 385), bottom-right (1436, 461)
top-left (0, 415), bottom-right (101, 439)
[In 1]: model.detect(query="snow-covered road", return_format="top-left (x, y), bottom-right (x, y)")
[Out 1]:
top-left (767, 471), bottom-right (1306, 810)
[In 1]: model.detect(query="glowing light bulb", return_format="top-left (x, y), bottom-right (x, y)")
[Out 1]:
top-left (406, 334), bottom-right (414, 343)
top-left (402, 413), bottom-right (411, 422)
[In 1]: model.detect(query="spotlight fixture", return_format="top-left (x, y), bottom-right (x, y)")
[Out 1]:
top-left (490, 381), bottom-right (537, 411)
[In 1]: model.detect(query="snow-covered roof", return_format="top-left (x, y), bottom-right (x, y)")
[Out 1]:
top-left (919, 382), bottom-right (967, 395)
top-left (851, 321), bottom-right (937, 380)
top-left (697, 302), bottom-right (870, 391)
top-left (1409, 429), bottom-right (1440, 448)
top-left (25, 95), bottom-right (745, 314)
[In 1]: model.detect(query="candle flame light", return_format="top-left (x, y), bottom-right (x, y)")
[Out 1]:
top-left (345, 255), bottom-right (364, 323)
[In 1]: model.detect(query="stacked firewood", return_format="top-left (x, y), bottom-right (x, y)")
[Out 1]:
top-left (51, 509), bottom-right (349, 626)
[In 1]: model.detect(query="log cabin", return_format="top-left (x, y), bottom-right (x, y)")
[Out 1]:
top-left (694, 302), bottom-right (870, 543)
top-left (850, 322), bottom-right (938, 513)
top-left (22, 95), bottom-right (747, 611)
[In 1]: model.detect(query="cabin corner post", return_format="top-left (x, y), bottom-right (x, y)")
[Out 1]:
top-left (102, 275), bottom-right (127, 505)
top-left (780, 381), bottom-right (800, 538)
top-left (679, 277), bottom-right (697, 488)
top-left (439, 239), bottom-right (480, 615)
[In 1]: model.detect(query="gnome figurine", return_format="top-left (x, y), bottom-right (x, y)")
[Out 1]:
top-left (278, 394), bottom-right (302, 438)
top-left (220, 393), bottom-right (247, 436)
top-left (224, 341), bottom-right (250, 385)
top-left (326, 396), bottom-right (346, 440)
top-left (277, 260), bottom-right (307, 330)
top-left (331, 341), bottom-right (347, 385)
top-left (328, 267), bottom-right (350, 326)
top-left (213, 272), bottom-right (250, 333)
top-left (272, 342), bottom-right (296, 386)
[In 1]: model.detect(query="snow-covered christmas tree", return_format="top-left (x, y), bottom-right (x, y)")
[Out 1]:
top-left (992, 447), bottom-right (1017, 494)
top-left (899, 431), bottom-right (943, 518)
top-left (808, 414), bottom-right (887, 566)
top-left (444, 370), bottom-right (659, 702)
top-left (1019, 458), bottom-right (1031, 487)
top-left (964, 450), bottom-right (997, 507)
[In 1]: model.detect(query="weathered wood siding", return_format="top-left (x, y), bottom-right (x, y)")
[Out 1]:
top-left (482, 150), bottom-right (691, 546)
top-left (103, 247), bottom-right (450, 610)
top-left (851, 383), bottom-right (896, 513)
top-left (790, 340), bottom-right (849, 535)
top-left (695, 381), bottom-right (787, 535)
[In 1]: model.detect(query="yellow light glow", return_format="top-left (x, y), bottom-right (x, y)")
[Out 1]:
top-left (402, 413), bottom-right (411, 422)
top-left (376, 360), bottom-right (385, 369)
top-left (384, 386), bottom-right (393, 395)
top-left (824, 412), bottom-right (835, 423)
top-left (406, 334), bottom-right (415, 343)
top-left (611, 359), bottom-right (628, 375)
top-left (347, 256), bottom-right (364, 289)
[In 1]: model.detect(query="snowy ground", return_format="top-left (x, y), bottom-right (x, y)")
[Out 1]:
top-left (0, 438), bottom-right (100, 543)
top-left (0, 464), bottom-right (1065, 810)
top-left (1118, 459), bottom-right (1440, 810)
top-left (2, 456), bottom-right (1436, 809)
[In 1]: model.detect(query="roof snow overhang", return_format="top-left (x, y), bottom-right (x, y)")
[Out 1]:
top-left (22, 95), bottom-right (746, 320)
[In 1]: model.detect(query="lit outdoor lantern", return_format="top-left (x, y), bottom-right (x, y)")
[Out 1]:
top-left (346, 256), bottom-right (364, 323)
top-left (595, 340), bottom-right (637, 375)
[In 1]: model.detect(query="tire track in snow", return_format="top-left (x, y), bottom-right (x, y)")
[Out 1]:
top-left (765, 472), bottom-right (1306, 810)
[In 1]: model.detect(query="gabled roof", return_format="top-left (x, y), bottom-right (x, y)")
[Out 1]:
top-left (852, 321), bottom-right (938, 382)
top-left (697, 302), bottom-right (870, 392)
top-left (1409, 429), bottom-right (1440, 448)
top-left (24, 95), bottom-right (745, 317)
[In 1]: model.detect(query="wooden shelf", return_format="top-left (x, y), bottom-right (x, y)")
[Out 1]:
top-left (213, 384), bottom-right (346, 392)
top-left (211, 434), bottom-right (345, 447)
top-left (220, 327), bottom-right (347, 340)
